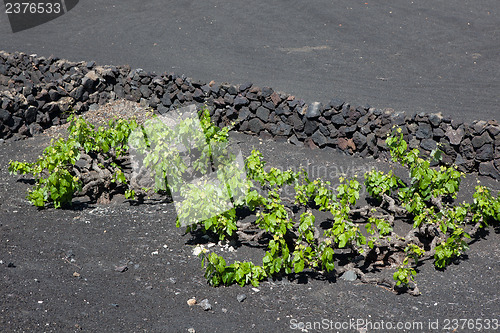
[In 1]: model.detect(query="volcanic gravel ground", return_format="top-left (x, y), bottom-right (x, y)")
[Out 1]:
top-left (0, 129), bottom-right (499, 332)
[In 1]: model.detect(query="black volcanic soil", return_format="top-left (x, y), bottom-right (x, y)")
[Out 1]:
top-left (1, 129), bottom-right (499, 333)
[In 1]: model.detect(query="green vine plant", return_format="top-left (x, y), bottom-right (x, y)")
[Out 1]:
top-left (192, 127), bottom-right (499, 296)
top-left (8, 105), bottom-right (229, 208)
top-left (125, 104), bottom-right (239, 237)
top-left (9, 115), bottom-right (139, 207)
top-left (9, 107), bottom-right (500, 296)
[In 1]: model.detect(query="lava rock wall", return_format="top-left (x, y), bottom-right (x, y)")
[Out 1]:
top-left (1, 51), bottom-right (499, 180)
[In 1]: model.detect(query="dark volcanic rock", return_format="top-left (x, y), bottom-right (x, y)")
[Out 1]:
top-left (328, 98), bottom-right (344, 111)
top-left (24, 106), bottom-right (37, 124)
top-left (48, 89), bottom-right (61, 101)
top-left (486, 124), bottom-right (500, 137)
top-left (248, 118), bottom-right (265, 134)
top-left (234, 95), bottom-right (249, 107)
top-left (161, 94), bottom-right (172, 107)
top-left (29, 122), bottom-right (43, 135)
top-left (139, 85), bottom-right (152, 98)
top-left (472, 120), bottom-right (487, 135)
top-left (346, 109), bottom-right (361, 126)
top-left (476, 144), bottom-right (494, 161)
top-left (18, 124), bottom-right (30, 136)
top-left (82, 71), bottom-right (99, 90)
top-left (420, 138), bottom-right (437, 151)
top-left (270, 92), bottom-right (281, 106)
top-left (331, 114), bottom-right (345, 126)
top-left (352, 132), bottom-right (367, 150)
top-left (390, 112), bottom-right (406, 126)
top-left (304, 137), bottom-right (318, 149)
top-left (338, 137), bottom-right (355, 151)
top-left (0, 51), bottom-right (499, 181)
top-left (471, 131), bottom-right (493, 149)
top-left (275, 105), bottom-right (291, 116)
top-left (433, 128), bottom-right (445, 138)
top-left (261, 87), bottom-right (273, 98)
top-left (238, 120), bottom-right (249, 132)
top-left (287, 113), bottom-right (304, 131)
top-left (260, 130), bottom-right (273, 140)
top-left (439, 142), bottom-right (458, 159)
top-left (239, 82), bottom-right (252, 91)
top-left (305, 102), bottom-right (322, 119)
top-left (344, 125), bottom-right (358, 135)
top-left (288, 134), bottom-right (301, 146)
top-left (237, 107), bottom-right (251, 122)
top-left (0, 108), bottom-right (12, 123)
top-left (256, 107), bottom-right (270, 122)
top-left (454, 154), bottom-right (474, 172)
top-left (446, 125), bottom-right (465, 145)
top-left (478, 161), bottom-right (500, 180)
top-left (226, 85), bottom-right (238, 95)
top-left (275, 121), bottom-right (292, 136)
top-left (223, 93), bottom-right (234, 105)
top-left (327, 124), bottom-right (338, 138)
top-left (415, 123), bottom-right (433, 139)
top-left (356, 115), bottom-right (369, 128)
top-left (311, 130), bottom-right (328, 147)
top-left (459, 138), bottom-right (475, 160)
top-left (304, 119), bottom-right (319, 135)
top-left (428, 113), bottom-right (443, 127)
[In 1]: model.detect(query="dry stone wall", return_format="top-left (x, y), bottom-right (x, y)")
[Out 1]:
top-left (1, 51), bottom-right (499, 180)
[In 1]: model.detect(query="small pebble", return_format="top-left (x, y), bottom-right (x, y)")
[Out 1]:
top-left (114, 265), bottom-right (128, 272)
top-left (341, 270), bottom-right (357, 281)
top-left (237, 294), bottom-right (247, 302)
top-left (65, 250), bottom-right (75, 260)
top-left (187, 298), bottom-right (197, 306)
top-left (198, 299), bottom-right (212, 311)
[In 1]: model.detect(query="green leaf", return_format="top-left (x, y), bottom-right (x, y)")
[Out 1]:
top-left (294, 259), bottom-right (305, 273)
top-left (338, 233), bottom-right (349, 248)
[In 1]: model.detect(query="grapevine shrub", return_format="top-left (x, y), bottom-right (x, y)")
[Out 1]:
top-left (9, 115), bottom-right (138, 207)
